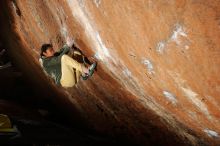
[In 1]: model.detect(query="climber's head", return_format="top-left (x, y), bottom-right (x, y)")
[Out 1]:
top-left (40, 44), bottom-right (55, 57)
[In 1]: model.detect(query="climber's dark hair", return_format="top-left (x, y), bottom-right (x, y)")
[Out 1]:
top-left (40, 44), bottom-right (52, 56)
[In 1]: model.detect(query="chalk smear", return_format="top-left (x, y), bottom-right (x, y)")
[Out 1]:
top-left (163, 91), bottom-right (177, 104)
top-left (94, 0), bottom-right (101, 8)
top-left (156, 41), bottom-right (166, 54)
top-left (204, 129), bottom-right (219, 138)
top-left (170, 24), bottom-right (187, 45)
top-left (142, 59), bottom-right (155, 74)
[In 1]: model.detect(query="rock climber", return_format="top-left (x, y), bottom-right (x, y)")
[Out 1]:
top-left (39, 38), bottom-right (97, 88)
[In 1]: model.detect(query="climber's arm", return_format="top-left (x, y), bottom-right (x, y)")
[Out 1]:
top-left (54, 44), bottom-right (70, 57)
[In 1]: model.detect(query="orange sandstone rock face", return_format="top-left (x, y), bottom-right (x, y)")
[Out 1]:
top-left (1, 0), bottom-right (220, 145)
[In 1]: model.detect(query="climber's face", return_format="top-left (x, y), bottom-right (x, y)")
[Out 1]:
top-left (43, 47), bottom-right (55, 57)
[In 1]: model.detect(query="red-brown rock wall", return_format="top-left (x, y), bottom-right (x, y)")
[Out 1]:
top-left (1, 0), bottom-right (220, 145)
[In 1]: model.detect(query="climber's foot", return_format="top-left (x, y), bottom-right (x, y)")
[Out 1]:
top-left (81, 74), bottom-right (89, 80)
top-left (88, 62), bottom-right (97, 76)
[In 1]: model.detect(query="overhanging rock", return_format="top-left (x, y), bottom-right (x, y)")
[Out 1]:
top-left (0, 0), bottom-right (220, 145)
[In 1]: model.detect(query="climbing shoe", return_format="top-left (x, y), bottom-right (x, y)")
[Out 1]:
top-left (81, 74), bottom-right (89, 80)
top-left (88, 62), bottom-right (97, 76)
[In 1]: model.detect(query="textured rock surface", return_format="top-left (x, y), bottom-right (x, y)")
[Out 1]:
top-left (1, 0), bottom-right (220, 145)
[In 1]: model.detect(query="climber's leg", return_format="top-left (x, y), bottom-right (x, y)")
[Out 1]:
top-left (75, 70), bottom-right (81, 83)
top-left (60, 54), bottom-right (87, 87)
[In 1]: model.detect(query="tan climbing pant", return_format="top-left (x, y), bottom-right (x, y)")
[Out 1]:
top-left (60, 54), bottom-right (83, 87)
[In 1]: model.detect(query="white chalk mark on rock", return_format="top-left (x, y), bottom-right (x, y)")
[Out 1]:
top-left (95, 32), bottom-right (110, 60)
top-left (204, 129), bottom-right (219, 138)
top-left (163, 91), bottom-right (177, 104)
top-left (156, 41), bottom-right (166, 54)
top-left (94, 0), bottom-right (101, 8)
top-left (170, 24), bottom-right (187, 45)
top-left (67, 0), bottom-right (113, 62)
top-left (168, 71), bottom-right (212, 120)
top-left (123, 68), bottom-right (132, 77)
top-left (181, 87), bottom-right (211, 120)
top-left (156, 24), bottom-right (188, 54)
top-left (142, 59), bottom-right (155, 74)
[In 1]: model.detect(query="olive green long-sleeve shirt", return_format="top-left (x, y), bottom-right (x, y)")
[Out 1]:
top-left (40, 45), bottom-right (70, 85)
